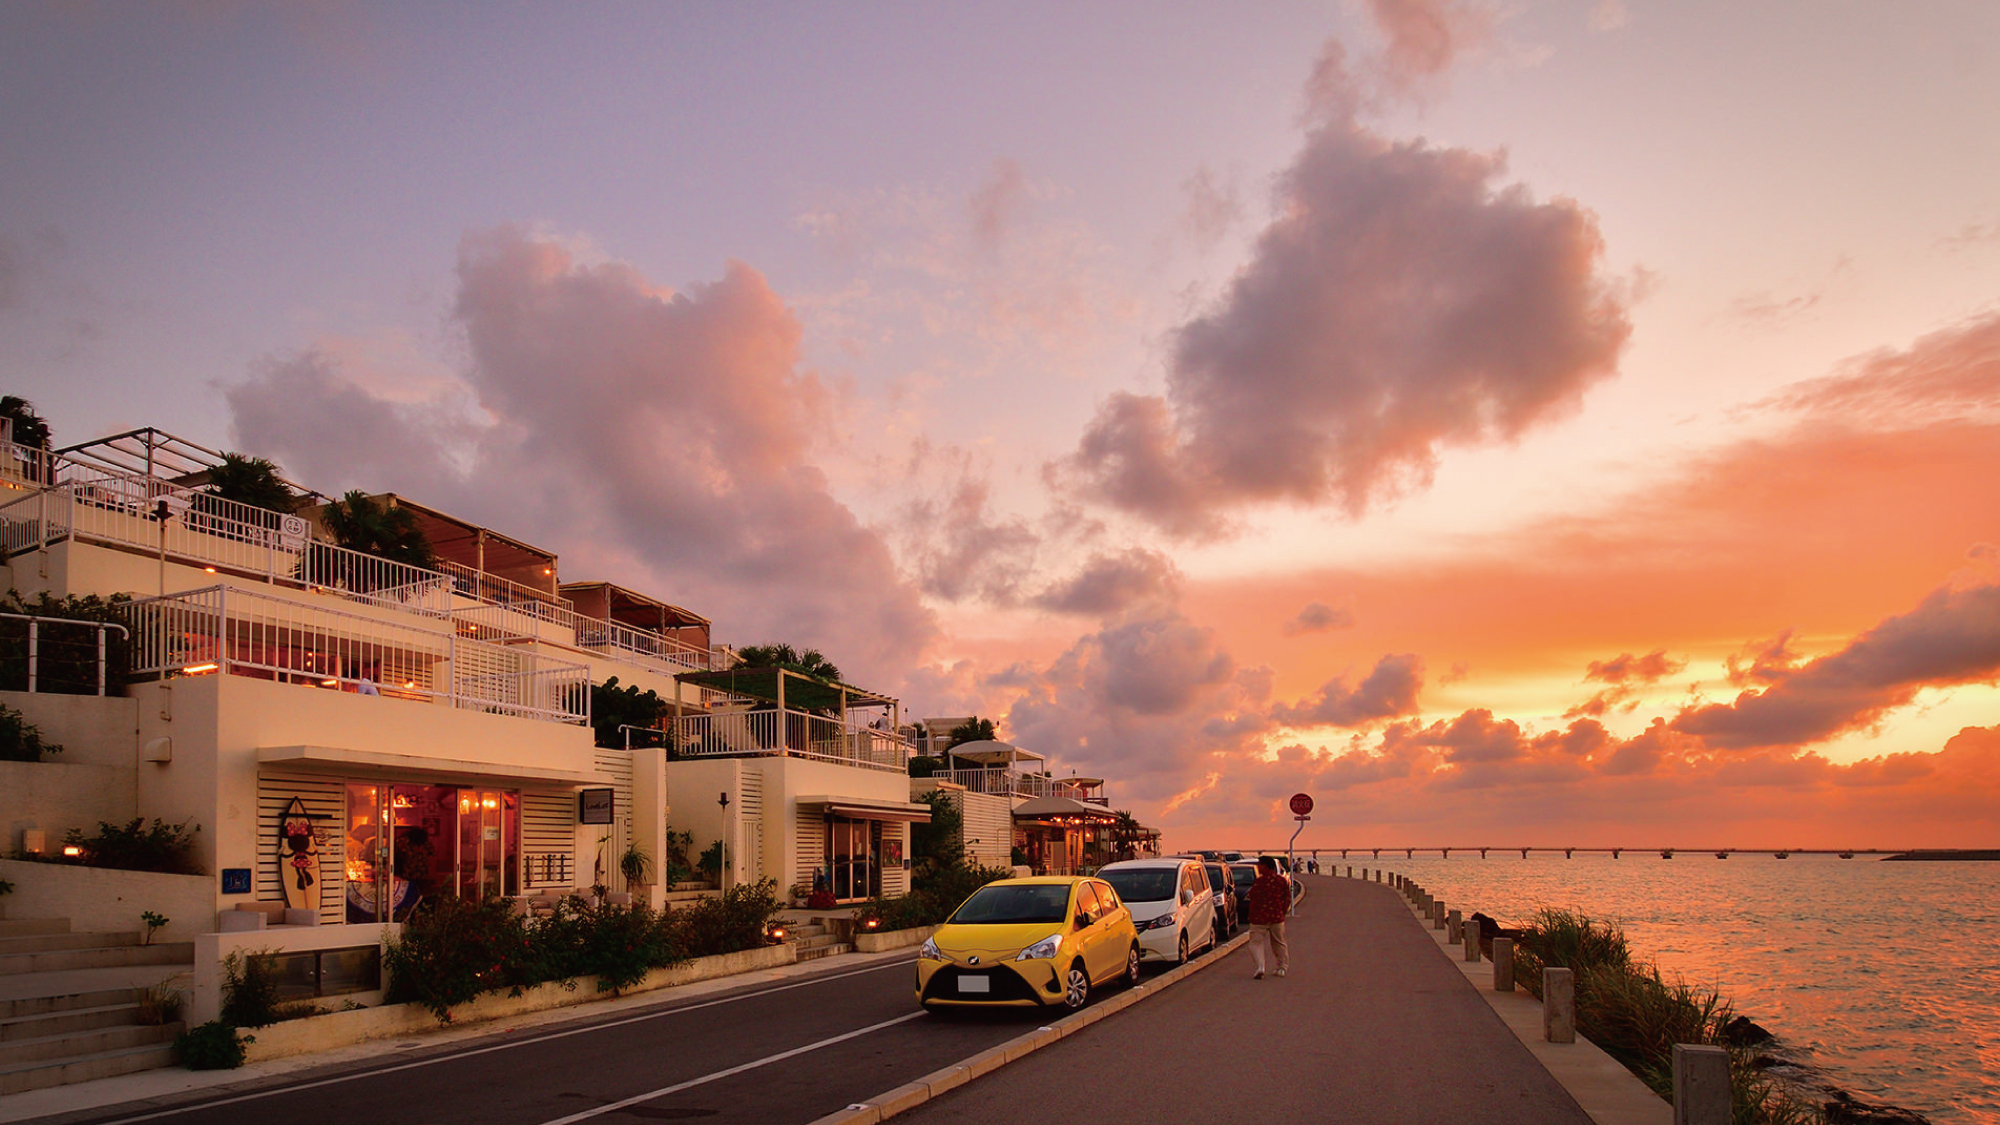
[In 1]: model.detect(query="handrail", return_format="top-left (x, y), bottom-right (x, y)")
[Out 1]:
top-left (0, 611), bottom-right (129, 696)
top-left (674, 708), bottom-right (910, 773)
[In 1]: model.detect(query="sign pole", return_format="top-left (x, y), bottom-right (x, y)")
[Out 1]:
top-left (1286, 792), bottom-right (1315, 917)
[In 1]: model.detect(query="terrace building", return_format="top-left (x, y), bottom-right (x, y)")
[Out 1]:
top-left (0, 426), bottom-right (923, 1027)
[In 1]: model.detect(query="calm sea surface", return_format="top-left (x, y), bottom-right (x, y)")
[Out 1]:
top-left (1312, 852), bottom-right (1999, 1122)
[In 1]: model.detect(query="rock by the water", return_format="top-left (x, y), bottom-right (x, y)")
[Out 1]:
top-left (1824, 1090), bottom-right (1933, 1124)
top-left (1723, 1015), bottom-right (1774, 1046)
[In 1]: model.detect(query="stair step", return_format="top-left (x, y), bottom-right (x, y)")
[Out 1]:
top-left (0, 919), bottom-right (71, 938)
top-left (1, 1002), bottom-right (146, 1041)
top-left (0, 1042), bottom-right (180, 1096)
top-left (0, 988), bottom-right (143, 1020)
top-left (798, 933), bottom-right (843, 950)
top-left (789, 923), bottom-right (827, 939)
top-left (0, 942), bottom-right (194, 976)
top-left (4, 1020), bottom-right (181, 1064)
top-left (795, 943), bottom-right (852, 962)
top-left (0, 931), bottom-right (141, 955)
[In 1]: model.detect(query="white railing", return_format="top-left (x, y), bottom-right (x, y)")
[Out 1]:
top-left (123, 585), bottom-right (589, 725)
top-left (437, 560), bottom-right (573, 621)
top-left (573, 613), bottom-right (712, 673)
top-left (674, 709), bottom-right (909, 772)
top-left (449, 596), bottom-right (713, 675)
top-left (0, 463), bottom-right (455, 617)
top-left (0, 612), bottom-right (129, 696)
top-left (935, 768), bottom-right (1106, 802)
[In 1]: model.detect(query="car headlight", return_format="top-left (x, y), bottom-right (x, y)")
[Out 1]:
top-left (919, 937), bottom-right (942, 960)
top-left (1145, 913), bottom-right (1179, 930)
top-left (1016, 934), bottom-right (1062, 961)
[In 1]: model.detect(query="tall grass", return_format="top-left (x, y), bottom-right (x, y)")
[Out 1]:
top-left (1513, 907), bottom-right (1824, 1125)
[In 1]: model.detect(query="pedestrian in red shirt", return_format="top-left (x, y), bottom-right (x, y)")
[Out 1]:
top-left (1247, 855), bottom-right (1291, 979)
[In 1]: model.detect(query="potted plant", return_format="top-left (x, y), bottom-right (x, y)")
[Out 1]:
top-left (619, 841), bottom-right (652, 894)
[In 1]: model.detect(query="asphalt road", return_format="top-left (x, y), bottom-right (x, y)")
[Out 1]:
top-left (896, 874), bottom-right (1597, 1125)
top-left (53, 956), bottom-right (1052, 1125)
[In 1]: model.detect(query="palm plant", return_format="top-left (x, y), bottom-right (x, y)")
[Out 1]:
top-left (945, 716), bottom-right (997, 748)
top-left (205, 453), bottom-right (297, 516)
top-left (733, 643), bottom-right (842, 684)
top-left (320, 490), bottom-right (437, 570)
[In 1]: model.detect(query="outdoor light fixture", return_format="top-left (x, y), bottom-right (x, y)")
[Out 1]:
top-left (718, 792), bottom-right (730, 809)
top-left (765, 923), bottom-right (788, 944)
top-left (62, 845), bottom-right (82, 857)
top-left (182, 662), bottom-right (219, 674)
top-left (321, 678), bottom-right (339, 687)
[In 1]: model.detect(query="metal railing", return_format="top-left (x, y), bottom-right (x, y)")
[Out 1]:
top-left (123, 585), bottom-right (588, 725)
top-left (936, 768), bottom-right (1106, 802)
top-left (0, 612), bottom-right (129, 696)
top-left (449, 597), bottom-right (713, 675)
top-left (437, 560), bottom-right (572, 620)
top-left (674, 709), bottom-right (909, 772)
top-left (0, 458), bottom-right (455, 617)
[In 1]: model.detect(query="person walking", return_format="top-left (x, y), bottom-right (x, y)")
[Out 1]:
top-left (1247, 855), bottom-right (1291, 979)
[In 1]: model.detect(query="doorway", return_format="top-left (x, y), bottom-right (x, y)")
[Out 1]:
top-left (825, 816), bottom-right (879, 901)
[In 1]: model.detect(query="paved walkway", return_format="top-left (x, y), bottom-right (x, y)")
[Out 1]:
top-left (896, 874), bottom-right (1599, 1125)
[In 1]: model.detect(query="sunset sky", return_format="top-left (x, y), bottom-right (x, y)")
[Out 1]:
top-left (6, 1), bottom-right (1998, 848)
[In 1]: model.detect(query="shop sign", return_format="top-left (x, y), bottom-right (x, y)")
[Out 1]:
top-left (578, 787), bottom-right (615, 824)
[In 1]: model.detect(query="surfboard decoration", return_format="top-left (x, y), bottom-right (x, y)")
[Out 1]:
top-left (280, 797), bottom-right (321, 913)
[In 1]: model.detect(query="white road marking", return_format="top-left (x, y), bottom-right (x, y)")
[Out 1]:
top-left (532, 1011), bottom-right (928, 1125)
top-left (88, 958), bottom-right (918, 1125)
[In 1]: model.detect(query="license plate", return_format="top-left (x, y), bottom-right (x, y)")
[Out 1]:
top-left (958, 975), bottom-right (991, 994)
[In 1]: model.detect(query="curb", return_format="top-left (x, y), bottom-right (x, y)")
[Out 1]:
top-left (808, 928), bottom-right (1254, 1125)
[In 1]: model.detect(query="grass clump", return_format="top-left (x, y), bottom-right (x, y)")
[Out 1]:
top-left (1514, 907), bottom-right (1824, 1125)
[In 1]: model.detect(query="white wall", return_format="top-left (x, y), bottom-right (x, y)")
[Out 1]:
top-left (0, 858), bottom-right (213, 942)
top-left (1, 760), bottom-right (136, 854)
top-left (0, 690), bottom-right (137, 768)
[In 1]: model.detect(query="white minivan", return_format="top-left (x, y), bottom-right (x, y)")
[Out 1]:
top-left (1097, 857), bottom-right (1217, 966)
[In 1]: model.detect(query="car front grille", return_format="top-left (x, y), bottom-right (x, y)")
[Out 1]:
top-left (923, 964), bottom-right (1047, 1003)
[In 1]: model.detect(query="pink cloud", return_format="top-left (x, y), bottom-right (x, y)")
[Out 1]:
top-left (1060, 45), bottom-right (1629, 534)
top-left (228, 227), bottom-right (936, 684)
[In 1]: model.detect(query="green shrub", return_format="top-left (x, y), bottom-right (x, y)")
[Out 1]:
top-left (61, 818), bottom-right (202, 874)
top-left (0, 590), bottom-right (134, 695)
top-left (220, 951), bottom-right (285, 1029)
top-left (176, 1021), bottom-right (249, 1070)
top-left (697, 840), bottom-right (723, 883)
top-left (672, 878), bottom-right (779, 958)
top-left (852, 863), bottom-right (1011, 932)
top-left (383, 896), bottom-right (533, 1022)
top-left (0, 703), bottom-right (60, 762)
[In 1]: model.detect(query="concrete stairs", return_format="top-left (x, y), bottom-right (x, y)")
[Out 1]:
top-left (786, 919), bottom-right (853, 962)
top-left (0, 919), bottom-right (192, 1094)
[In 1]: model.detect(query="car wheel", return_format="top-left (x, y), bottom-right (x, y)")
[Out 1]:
top-left (1176, 932), bottom-right (1189, 965)
top-left (1122, 945), bottom-right (1141, 989)
top-left (1062, 961), bottom-right (1091, 1011)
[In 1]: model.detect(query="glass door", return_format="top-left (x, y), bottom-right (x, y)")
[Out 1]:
top-left (456, 789), bottom-right (518, 902)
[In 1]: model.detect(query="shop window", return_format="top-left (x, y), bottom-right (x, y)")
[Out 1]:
top-left (248, 946), bottom-right (382, 1000)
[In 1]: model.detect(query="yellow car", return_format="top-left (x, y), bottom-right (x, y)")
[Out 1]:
top-left (916, 876), bottom-right (1142, 1012)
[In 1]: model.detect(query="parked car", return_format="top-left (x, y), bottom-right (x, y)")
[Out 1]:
top-left (1203, 862), bottom-right (1238, 936)
top-left (1098, 857), bottom-right (1217, 966)
top-left (916, 876), bottom-right (1141, 1012)
top-left (1227, 861), bottom-right (1257, 918)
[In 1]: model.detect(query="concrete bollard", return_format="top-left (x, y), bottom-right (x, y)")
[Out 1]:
top-left (1446, 908), bottom-right (1462, 943)
top-left (1432, 901), bottom-right (1446, 931)
top-left (1544, 967), bottom-right (1575, 1043)
top-left (1347, 865), bottom-right (1353, 878)
top-left (1492, 936), bottom-right (1514, 991)
top-left (1672, 1044), bottom-right (1731, 1125)
top-left (1463, 918), bottom-right (1481, 962)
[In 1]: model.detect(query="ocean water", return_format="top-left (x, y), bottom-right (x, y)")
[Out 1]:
top-left (1317, 852), bottom-right (2000, 1122)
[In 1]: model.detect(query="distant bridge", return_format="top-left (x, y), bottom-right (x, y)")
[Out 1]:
top-left (1230, 847), bottom-right (1893, 860)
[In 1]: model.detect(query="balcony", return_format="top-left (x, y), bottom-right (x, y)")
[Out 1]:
top-left (0, 450), bottom-right (454, 617)
top-left (671, 665), bottom-right (910, 773)
top-left (935, 768), bottom-right (1107, 804)
top-left (123, 584), bottom-right (589, 725)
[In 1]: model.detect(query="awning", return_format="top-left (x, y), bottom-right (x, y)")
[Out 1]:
top-left (946, 739), bottom-right (1045, 766)
top-left (1012, 796), bottom-right (1121, 821)
top-left (798, 795), bottom-right (933, 823)
top-left (258, 745), bottom-right (613, 788)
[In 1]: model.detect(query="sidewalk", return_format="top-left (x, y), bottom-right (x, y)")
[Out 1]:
top-left (889, 874), bottom-right (1609, 1125)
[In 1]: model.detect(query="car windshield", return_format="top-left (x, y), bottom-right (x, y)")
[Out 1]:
top-left (1205, 865), bottom-right (1228, 891)
top-left (949, 884), bottom-right (1072, 925)
top-left (1231, 867), bottom-right (1257, 889)
top-left (1101, 868), bottom-right (1179, 903)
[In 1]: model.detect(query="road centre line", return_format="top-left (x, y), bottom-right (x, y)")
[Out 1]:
top-left (532, 1011), bottom-right (929, 1125)
top-left (88, 957), bottom-right (917, 1125)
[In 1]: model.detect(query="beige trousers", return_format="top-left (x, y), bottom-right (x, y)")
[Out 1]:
top-left (1249, 921), bottom-right (1289, 973)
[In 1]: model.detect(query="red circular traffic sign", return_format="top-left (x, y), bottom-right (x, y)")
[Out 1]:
top-left (1289, 792), bottom-right (1314, 816)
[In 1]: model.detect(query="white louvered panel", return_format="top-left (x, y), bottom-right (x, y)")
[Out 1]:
top-left (881, 822), bottom-right (908, 897)
top-left (955, 791), bottom-right (1014, 869)
top-left (256, 773), bottom-right (347, 925)
top-left (793, 806), bottom-right (824, 896)
top-left (592, 746), bottom-right (634, 889)
top-left (738, 767), bottom-right (763, 819)
top-left (521, 789), bottom-right (575, 889)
